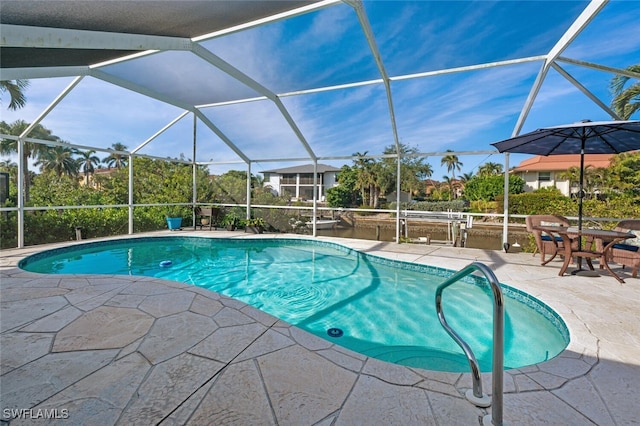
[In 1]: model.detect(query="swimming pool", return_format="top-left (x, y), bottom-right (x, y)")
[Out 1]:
top-left (19, 236), bottom-right (569, 372)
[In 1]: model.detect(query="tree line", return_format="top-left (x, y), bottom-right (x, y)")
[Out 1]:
top-left (0, 119), bottom-right (128, 203)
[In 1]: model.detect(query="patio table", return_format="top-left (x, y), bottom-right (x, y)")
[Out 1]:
top-left (533, 226), bottom-right (635, 283)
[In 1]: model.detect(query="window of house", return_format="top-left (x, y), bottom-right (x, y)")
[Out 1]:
top-left (538, 171), bottom-right (551, 182)
top-left (281, 174), bottom-right (296, 184)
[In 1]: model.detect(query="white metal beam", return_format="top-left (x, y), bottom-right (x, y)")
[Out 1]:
top-left (193, 0), bottom-right (342, 41)
top-left (132, 111), bottom-right (191, 154)
top-left (194, 110), bottom-right (251, 164)
top-left (20, 76), bottom-right (84, 139)
top-left (391, 56), bottom-right (547, 82)
top-left (191, 43), bottom-right (317, 161)
top-left (348, 0), bottom-right (404, 243)
top-left (0, 66), bottom-right (90, 80)
top-left (551, 63), bottom-right (622, 119)
top-left (512, 63), bottom-right (548, 137)
top-left (546, 0), bottom-right (608, 63)
top-left (556, 57), bottom-right (640, 79)
top-left (0, 24), bottom-right (192, 51)
top-left (512, 0), bottom-right (607, 138)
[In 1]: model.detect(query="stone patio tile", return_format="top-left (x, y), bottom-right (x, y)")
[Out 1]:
top-left (17, 276), bottom-right (64, 288)
top-left (186, 286), bottom-right (223, 299)
top-left (0, 332), bottom-right (54, 374)
top-left (288, 326), bottom-right (333, 351)
top-left (552, 376), bottom-right (615, 425)
top-left (26, 353), bottom-right (150, 426)
top-left (477, 371), bottom-right (517, 394)
top-left (510, 372), bottom-right (545, 392)
top-left (362, 357), bottom-right (424, 386)
top-left (52, 306), bottom-right (153, 352)
top-left (0, 295), bottom-right (68, 332)
top-left (188, 360), bottom-right (276, 425)
top-left (230, 328), bottom-right (296, 363)
top-left (0, 349), bottom-right (118, 410)
top-left (189, 322), bottom-right (266, 363)
top-left (537, 356), bottom-right (592, 379)
top-left (118, 353), bottom-right (224, 424)
top-left (588, 358), bottom-right (640, 425)
top-left (63, 283), bottom-right (128, 306)
top-left (212, 306), bottom-right (255, 327)
top-left (85, 276), bottom-right (140, 287)
top-left (138, 291), bottom-right (195, 318)
top-left (316, 347), bottom-right (365, 372)
top-left (240, 304), bottom-right (278, 326)
top-left (138, 311), bottom-right (215, 364)
top-left (21, 306), bottom-right (83, 332)
top-left (427, 389), bottom-right (484, 425)
top-left (120, 281), bottom-right (182, 296)
top-left (502, 390), bottom-right (593, 424)
top-left (337, 374), bottom-right (436, 425)
top-left (58, 277), bottom-right (92, 289)
top-left (117, 336), bottom-right (144, 360)
top-left (189, 293), bottom-right (223, 317)
top-left (104, 293), bottom-right (147, 308)
top-left (411, 368), bottom-right (462, 386)
top-left (158, 379), bottom-right (215, 426)
top-left (218, 295), bottom-right (248, 310)
top-left (0, 287), bottom-right (68, 302)
top-left (524, 371), bottom-right (568, 390)
top-left (258, 345), bottom-right (357, 425)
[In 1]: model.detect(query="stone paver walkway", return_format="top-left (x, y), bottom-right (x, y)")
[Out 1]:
top-left (1, 231), bottom-right (639, 425)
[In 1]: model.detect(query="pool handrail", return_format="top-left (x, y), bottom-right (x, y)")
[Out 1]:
top-left (435, 261), bottom-right (504, 426)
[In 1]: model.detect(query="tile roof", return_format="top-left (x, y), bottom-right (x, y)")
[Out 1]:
top-left (512, 154), bottom-right (614, 172)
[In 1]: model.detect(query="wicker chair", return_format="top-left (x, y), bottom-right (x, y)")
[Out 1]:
top-left (526, 214), bottom-right (578, 266)
top-left (195, 207), bottom-right (220, 231)
top-left (597, 220), bottom-right (640, 278)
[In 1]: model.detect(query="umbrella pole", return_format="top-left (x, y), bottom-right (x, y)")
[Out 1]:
top-left (578, 147), bottom-right (584, 233)
top-left (573, 146), bottom-right (586, 273)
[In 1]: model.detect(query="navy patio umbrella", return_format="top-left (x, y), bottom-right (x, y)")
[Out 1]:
top-left (492, 119), bottom-right (640, 231)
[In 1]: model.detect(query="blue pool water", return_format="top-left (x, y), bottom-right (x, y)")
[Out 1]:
top-left (20, 237), bottom-right (569, 372)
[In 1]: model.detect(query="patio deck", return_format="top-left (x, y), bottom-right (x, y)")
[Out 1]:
top-left (1, 231), bottom-right (638, 425)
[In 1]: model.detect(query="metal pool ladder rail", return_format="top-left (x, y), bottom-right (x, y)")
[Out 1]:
top-left (435, 262), bottom-right (504, 426)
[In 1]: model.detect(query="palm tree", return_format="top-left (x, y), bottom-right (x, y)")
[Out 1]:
top-left (477, 162), bottom-right (503, 176)
top-left (589, 167), bottom-right (611, 196)
top-left (0, 119), bottom-right (58, 202)
top-left (77, 150), bottom-right (101, 186)
top-left (35, 144), bottom-right (79, 177)
top-left (441, 150), bottom-right (463, 180)
top-left (459, 172), bottom-right (474, 183)
top-left (0, 80), bottom-right (29, 110)
top-left (558, 166), bottom-right (596, 198)
top-left (610, 64), bottom-right (639, 119)
top-left (103, 142), bottom-right (129, 168)
top-left (442, 175), bottom-right (454, 200)
top-left (352, 152), bottom-right (374, 206)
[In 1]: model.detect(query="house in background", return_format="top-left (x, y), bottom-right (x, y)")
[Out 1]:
top-left (512, 154), bottom-right (614, 196)
top-left (262, 164), bottom-right (340, 202)
top-left (77, 167), bottom-right (119, 189)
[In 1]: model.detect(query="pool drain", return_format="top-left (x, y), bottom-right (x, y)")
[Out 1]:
top-left (327, 328), bottom-right (343, 338)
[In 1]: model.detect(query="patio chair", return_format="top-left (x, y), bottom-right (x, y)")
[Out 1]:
top-left (526, 214), bottom-right (578, 266)
top-left (195, 207), bottom-right (220, 231)
top-left (597, 220), bottom-right (640, 278)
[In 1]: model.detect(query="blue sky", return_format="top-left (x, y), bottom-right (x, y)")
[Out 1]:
top-left (1, 0), bottom-right (639, 179)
